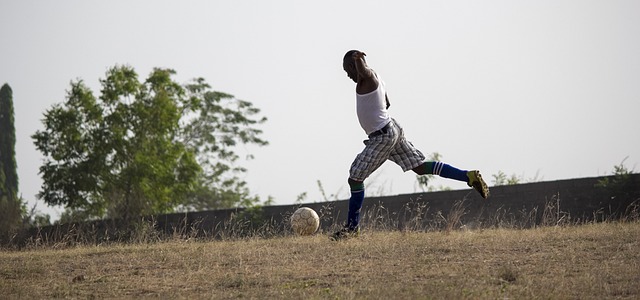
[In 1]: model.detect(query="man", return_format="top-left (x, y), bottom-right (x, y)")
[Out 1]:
top-left (331, 50), bottom-right (489, 240)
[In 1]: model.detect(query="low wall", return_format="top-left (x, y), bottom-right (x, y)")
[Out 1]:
top-left (19, 174), bottom-right (640, 244)
top-left (252, 174), bottom-right (640, 230)
top-left (145, 174), bottom-right (640, 235)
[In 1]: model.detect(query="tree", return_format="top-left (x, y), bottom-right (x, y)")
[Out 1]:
top-left (595, 157), bottom-right (638, 201)
top-left (491, 171), bottom-right (521, 186)
top-left (178, 79), bottom-right (268, 211)
top-left (492, 170), bottom-right (541, 186)
top-left (0, 83), bottom-right (22, 239)
top-left (32, 66), bottom-right (267, 222)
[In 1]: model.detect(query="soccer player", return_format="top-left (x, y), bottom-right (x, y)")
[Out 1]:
top-left (331, 50), bottom-right (489, 240)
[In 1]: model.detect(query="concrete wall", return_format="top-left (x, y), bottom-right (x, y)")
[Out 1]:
top-left (153, 174), bottom-right (640, 233)
top-left (20, 174), bottom-right (640, 244)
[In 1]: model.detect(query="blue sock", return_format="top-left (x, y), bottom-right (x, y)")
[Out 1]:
top-left (431, 162), bottom-right (469, 183)
top-left (347, 184), bottom-right (365, 230)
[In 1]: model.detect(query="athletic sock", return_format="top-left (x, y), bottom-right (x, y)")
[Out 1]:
top-left (429, 162), bottom-right (469, 183)
top-left (347, 182), bottom-right (365, 230)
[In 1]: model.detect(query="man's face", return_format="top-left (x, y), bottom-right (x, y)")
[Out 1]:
top-left (343, 59), bottom-right (357, 83)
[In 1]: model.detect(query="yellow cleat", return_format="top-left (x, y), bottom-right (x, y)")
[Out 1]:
top-left (467, 170), bottom-right (490, 199)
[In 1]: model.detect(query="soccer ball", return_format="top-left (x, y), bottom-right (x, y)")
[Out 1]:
top-left (290, 207), bottom-right (320, 235)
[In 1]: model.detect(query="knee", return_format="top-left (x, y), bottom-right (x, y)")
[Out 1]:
top-left (348, 178), bottom-right (364, 190)
top-left (412, 165), bottom-right (425, 175)
top-left (348, 178), bottom-right (363, 186)
top-left (412, 162), bottom-right (429, 175)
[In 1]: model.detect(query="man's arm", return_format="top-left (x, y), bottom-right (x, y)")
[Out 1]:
top-left (353, 51), bottom-right (378, 94)
top-left (353, 52), bottom-right (374, 80)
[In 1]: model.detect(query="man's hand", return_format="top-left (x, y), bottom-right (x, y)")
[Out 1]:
top-left (353, 51), bottom-right (366, 60)
top-left (353, 51), bottom-right (373, 83)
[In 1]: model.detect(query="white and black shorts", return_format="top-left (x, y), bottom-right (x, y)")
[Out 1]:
top-left (349, 119), bottom-right (425, 182)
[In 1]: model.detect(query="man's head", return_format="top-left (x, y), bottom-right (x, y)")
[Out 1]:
top-left (343, 50), bottom-right (361, 83)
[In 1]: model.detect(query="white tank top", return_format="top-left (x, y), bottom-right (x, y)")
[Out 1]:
top-left (356, 75), bottom-right (391, 135)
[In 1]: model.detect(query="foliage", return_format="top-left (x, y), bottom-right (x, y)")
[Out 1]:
top-left (0, 193), bottom-right (23, 240)
top-left (0, 84), bottom-right (18, 196)
top-left (492, 170), bottom-right (542, 186)
top-left (22, 202), bottom-right (52, 227)
top-left (492, 171), bottom-right (522, 186)
top-left (178, 79), bottom-right (267, 210)
top-left (0, 83), bottom-right (22, 239)
top-left (237, 204), bottom-right (267, 228)
top-left (595, 157), bottom-right (637, 201)
top-left (32, 66), bottom-right (267, 222)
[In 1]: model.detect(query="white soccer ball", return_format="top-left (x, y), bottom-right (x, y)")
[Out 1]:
top-left (290, 207), bottom-right (320, 235)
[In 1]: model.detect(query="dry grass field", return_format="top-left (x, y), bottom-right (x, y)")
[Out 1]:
top-left (1, 221), bottom-right (639, 299)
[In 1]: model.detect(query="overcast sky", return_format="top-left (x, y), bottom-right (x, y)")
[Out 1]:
top-left (2, 0), bottom-right (639, 221)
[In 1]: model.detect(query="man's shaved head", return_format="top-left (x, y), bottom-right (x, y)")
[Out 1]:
top-left (343, 50), bottom-right (362, 83)
top-left (343, 50), bottom-right (359, 63)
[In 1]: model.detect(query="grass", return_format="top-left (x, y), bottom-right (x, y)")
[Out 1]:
top-left (1, 221), bottom-right (639, 299)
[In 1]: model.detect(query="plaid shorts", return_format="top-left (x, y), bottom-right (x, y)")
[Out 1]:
top-left (349, 119), bottom-right (426, 182)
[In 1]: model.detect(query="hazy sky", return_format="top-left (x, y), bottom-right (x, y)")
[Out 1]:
top-left (2, 0), bottom-right (639, 220)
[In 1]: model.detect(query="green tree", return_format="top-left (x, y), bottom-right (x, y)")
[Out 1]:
top-left (178, 79), bottom-right (267, 211)
top-left (595, 157), bottom-right (637, 201)
top-left (32, 66), bottom-right (267, 222)
top-left (0, 83), bottom-right (22, 239)
top-left (492, 171), bottom-right (521, 186)
top-left (492, 170), bottom-right (541, 186)
top-left (23, 202), bottom-right (52, 227)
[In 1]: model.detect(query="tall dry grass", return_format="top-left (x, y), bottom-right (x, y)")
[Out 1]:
top-left (7, 192), bottom-right (640, 249)
top-left (1, 221), bottom-right (638, 299)
top-left (2, 191), bottom-right (639, 299)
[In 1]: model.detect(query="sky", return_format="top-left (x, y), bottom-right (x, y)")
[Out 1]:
top-left (1, 0), bottom-right (639, 221)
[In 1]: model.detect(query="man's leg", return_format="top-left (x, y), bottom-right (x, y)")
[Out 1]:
top-left (345, 126), bottom-right (398, 227)
top-left (332, 124), bottom-right (399, 240)
top-left (346, 178), bottom-right (365, 230)
top-left (330, 178), bottom-right (364, 240)
top-left (330, 178), bottom-right (367, 240)
top-left (412, 162), bottom-right (489, 198)
top-left (386, 121), bottom-right (489, 198)
top-left (412, 162), bottom-right (468, 181)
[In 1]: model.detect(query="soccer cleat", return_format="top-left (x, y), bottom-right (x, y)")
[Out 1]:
top-left (329, 226), bottom-right (360, 241)
top-left (467, 170), bottom-right (490, 199)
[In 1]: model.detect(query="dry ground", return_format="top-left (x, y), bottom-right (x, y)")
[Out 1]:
top-left (1, 222), bottom-right (639, 299)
